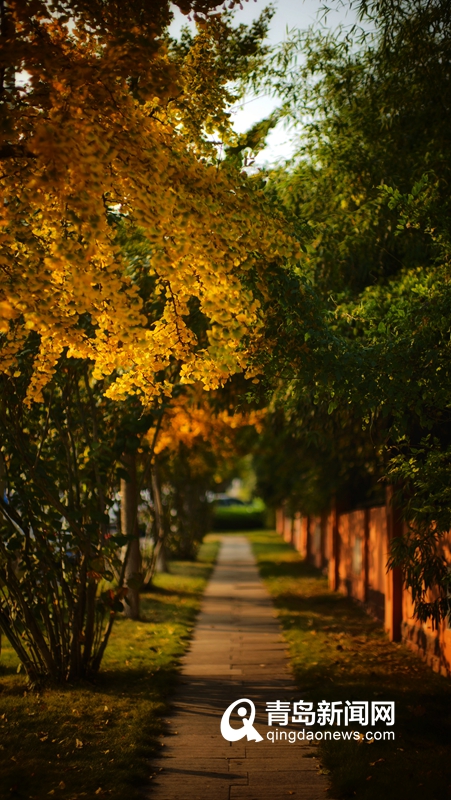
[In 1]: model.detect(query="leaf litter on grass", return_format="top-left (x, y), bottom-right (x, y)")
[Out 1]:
top-left (249, 530), bottom-right (451, 800)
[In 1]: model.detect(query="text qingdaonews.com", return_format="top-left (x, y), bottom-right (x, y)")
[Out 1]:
top-left (266, 729), bottom-right (395, 743)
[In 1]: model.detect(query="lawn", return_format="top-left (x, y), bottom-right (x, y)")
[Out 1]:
top-left (0, 538), bottom-right (219, 800)
top-left (212, 498), bottom-right (266, 530)
top-left (249, 530), bottom-right (451, 800)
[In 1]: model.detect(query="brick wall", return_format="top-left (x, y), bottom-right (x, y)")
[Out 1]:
top-left (276, 497), bottom-right (451, 677)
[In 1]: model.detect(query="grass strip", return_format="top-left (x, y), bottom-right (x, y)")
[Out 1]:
top-left (0, 537), bottom-right (219, 800)
top-left (249, 530), bottom-right (451, 800)
top-left (212, 499), bottom-right (266, 531)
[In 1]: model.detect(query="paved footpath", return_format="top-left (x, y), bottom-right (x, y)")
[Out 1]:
top-left (148, 535), bottom-right (331, 800)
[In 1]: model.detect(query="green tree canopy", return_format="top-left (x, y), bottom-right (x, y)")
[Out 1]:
top-left (253, 0), bottom-right (451, 624)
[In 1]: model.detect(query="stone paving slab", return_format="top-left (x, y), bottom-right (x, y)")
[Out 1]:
top-left (147, 535), bottom-right (331, 800)
top-left (228, 758), bottom-right (318, 772)
top-left (229, 788), bottom-right (329, 800)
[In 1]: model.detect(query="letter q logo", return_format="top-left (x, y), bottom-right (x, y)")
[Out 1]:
top-left (220, 698), bottom-right (263, 742)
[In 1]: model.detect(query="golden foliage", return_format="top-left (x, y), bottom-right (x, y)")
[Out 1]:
top-left (147, 384), bottom-right (265, 478)
top-left (152, 392), bottom-right (264, 452)
top-left (0, 1), bottom-right (299, 403)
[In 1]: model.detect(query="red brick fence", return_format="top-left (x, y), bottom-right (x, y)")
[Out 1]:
top-left (276, 492), bottom-right (451, 677)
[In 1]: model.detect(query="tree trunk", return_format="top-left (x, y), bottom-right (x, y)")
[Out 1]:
top-left (152, 463), bottom-right (168, 574)
top-left (121, 452), bottom-right (141, 620)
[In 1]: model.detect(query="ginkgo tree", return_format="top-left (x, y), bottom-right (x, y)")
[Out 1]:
top-left (0, 1), bottom-right (302, 682)
top-left (141, 381), bottom-right (264, 568)
top-left (0, 0), bottom-right (294, 402)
